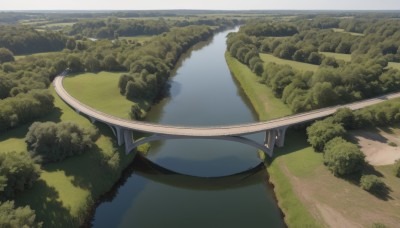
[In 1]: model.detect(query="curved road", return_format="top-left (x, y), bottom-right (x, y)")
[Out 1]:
top-left (54, 75), bottom-right (400, 137)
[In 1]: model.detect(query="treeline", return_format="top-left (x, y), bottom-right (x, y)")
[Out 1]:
top-left (241, 20), bottom-right (298, 37)
top-left (118, 25), bottom-right (215, 103)
top-left (0, 90), bottom-right (54, 132)
top-left (0, 25), bottom-right (66, 55)
top-left (227, 18), bottom-right (400, 113)
top-left (69, 18), bottom-right (170, 39)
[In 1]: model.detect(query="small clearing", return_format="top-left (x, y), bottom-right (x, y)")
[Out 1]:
top-left (351, 128), bottom-right (400, 166)
top-left (320, 52), bottom-right (352, 62)
top-left (260, 53), bottom-right (319, 72)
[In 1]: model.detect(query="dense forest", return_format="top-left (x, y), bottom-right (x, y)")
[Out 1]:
top-left (0, 26), bottom-right (66, 55)
top-left (227, 17), bottom-right (400, 113)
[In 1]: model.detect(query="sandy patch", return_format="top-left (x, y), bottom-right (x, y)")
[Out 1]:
top-left (352, 130), bottom-right (400, 166)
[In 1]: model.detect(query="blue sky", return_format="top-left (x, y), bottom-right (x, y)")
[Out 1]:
top-left (2, 0), bottom-right (400, 10)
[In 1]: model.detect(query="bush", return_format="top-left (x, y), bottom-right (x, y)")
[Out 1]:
top-left (307, 120), bottom-right (346, 151)
top-left (360, 175), bottom-right (386, 193)
top-left (0, 200), bottom-right (42, 228)
top-left (25, 122), bottom-right (98, 163)
top-left (323, 137), bottom-right (365, 176)
top-left (394, 160), bottom-right (400, 177)
top-left (0, 151), bottom-right (40, 199)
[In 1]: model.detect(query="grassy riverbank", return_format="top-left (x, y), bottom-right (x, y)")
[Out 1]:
top-left (0, 86), bottom-right (148, 227)
top-left (225, 52), bottom-right (320, 227)
top-left (226, 52), bottom-right (400, 227)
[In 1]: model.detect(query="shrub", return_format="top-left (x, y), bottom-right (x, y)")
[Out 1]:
top-left (360, 175), bottom-right (386, 193)
top-left (394, 160), bottom-right (400, 177)
top-left (0, 201), bottom-right (42, 228)
top-left (323, 137), bottom-right (365, 176)
top-left (307, 120), bottom-right (346, 151)
top-left (388, 142), bottom-right (397, 147)
top-left (25, 122), bottom-right (98, 163)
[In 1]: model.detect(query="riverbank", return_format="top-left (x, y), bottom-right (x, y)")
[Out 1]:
top-left (225, 52), bottom-right (321, 227)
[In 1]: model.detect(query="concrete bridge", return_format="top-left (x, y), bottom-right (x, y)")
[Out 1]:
top-left (54, 74), bottom-right (400, 157)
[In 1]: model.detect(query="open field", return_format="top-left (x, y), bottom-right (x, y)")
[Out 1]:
top-left (225, 52), bottom-right (292, 121)
top-left (0, 85), bottom-right (148, 227)
top-left (227, 52), bottom-right (400, 227)
top-left (320, 52), bottom-right (352, 62)
top-left (260, 53), bottom-right (319, 72)
top-left (388, 62), bottom-right (400, 70)
top-left (14, 51), bottom-right (62, 60)
top-left (332, 28), bottom-right (365, 36)
top-left (63, 71), bottom-right (136, 119)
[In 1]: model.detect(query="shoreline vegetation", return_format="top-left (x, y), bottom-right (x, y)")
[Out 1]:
top-left (225, 52), bottom-right (321, 227)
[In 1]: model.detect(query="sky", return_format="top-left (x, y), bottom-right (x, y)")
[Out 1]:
top-left (1, 0), bottom-right (400, 11)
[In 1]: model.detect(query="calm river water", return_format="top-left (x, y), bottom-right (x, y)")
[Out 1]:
top-left (91, 28), bottom-right (284, 228)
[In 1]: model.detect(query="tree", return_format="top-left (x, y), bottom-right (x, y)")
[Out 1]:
top-left (66, 38), bottom-right (76, 50)
top-left (0, 151), bottom-right (40, 199)
top-left (102, 55), bottom-right (119, 71)
top-left (84, 56), bottom-right (101, 72)
top-left (0, 48), bottom-right (14, 63)
top-left (331, 108), bottom-right (355, 129)
top-left (129, 103), bottom-right (142, 120)
top-left (360, 175), bottom-right (386, 193)
top-left (323, 137), bottom-right (365, 176)
top-left (67, 55), bottom-right (84, 73)
top-left (307, 121), bottom-right (346, 151)
top-left (394, 159), bottom-right (400, 177)
top-left (252, 62), bottom-right (264, 76)
top-left (0, 201), bottom-right (42, 228)
top-left (25, 122), bottom-right (98, 163)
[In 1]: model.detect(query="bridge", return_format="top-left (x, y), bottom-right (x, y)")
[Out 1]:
top-left (54, 73), bottom-right (400, 157)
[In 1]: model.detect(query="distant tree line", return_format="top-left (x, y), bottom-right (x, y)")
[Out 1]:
top-left (69, 18), bottom-right (170, 39)
top-left (0, 25), bottom-right (66, 55)
top-left (227, 17), bottom-right (400, 114)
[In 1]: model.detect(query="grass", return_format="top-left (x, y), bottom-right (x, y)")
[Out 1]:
top-left (332, 28), bottom-right (364, 36)
top-left (388, 62), bottom-right (400, 71)
top-left (63, 72), bottom-right (136, 119)
top-left (320, 52), bottom-right (352, 62)
top-left (259, 53), bottom-right (319, 72)
top-left (14, 51), bottom-right (61, 60)
top-left (225, 52), bottom-right (292, 121)
top-left (0, 85), bottom-right (148, 227)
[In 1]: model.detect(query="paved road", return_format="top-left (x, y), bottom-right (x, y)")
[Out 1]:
top-left (54, 76), bottom-right (400, 137)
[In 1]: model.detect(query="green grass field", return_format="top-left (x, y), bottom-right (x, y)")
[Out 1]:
top-left (63, 72), bottom-right (136, 119)
top-left (320, 52), bottom-right (352, 62)
top-left (0, 82), bottom-right (148, 227)
top-left (259, 53), bottom-right (319, 72)
top-left (332, 28), bottom-right (364, 36)
top-left (225, 53), bottom-right (292, 121)
top-left (15, 51), bottom-right (61, 60)
top-left (388, 62), bottom-right (400, 70)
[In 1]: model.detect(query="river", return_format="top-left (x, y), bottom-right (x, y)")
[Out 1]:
top-left (91, 28), bottom-right (284, 228)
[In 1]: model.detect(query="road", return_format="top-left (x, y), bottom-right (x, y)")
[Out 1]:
top-left (54, 75), bottom-right (400, 137)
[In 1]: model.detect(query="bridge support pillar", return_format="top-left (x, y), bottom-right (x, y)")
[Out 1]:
top-left (123, 129), bottom-right (134, 154)
top-left (275, 127), bottom-right (287, 148)
top-left (265, 130), bottom-right (277, 151)
top-left (115, 126), bottom-right (125, 146)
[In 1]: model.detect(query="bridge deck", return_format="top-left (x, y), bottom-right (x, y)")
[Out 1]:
top-left (54, 76), bottom-right (400, 137)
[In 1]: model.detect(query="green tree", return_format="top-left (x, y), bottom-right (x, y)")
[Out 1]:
top-left (129, 103), bottom-right (142, 120)
top-left (0, 151), bottom-right (40, 199)
top-left (0, 201), bottom-right (42, 228)
top-left (66, 38), bottom-right (76, 50)
top-left (84, 56), bottom-right (101, 72)
top-left (307, 121), bottom-right (346, 151)
top-left (360, 175), bottom-right (386, 193)
top-left (0, 48), bottom-right (14, 63)
top-left (394, 159), bottom-right (400, 177)
top-left (323, 137), bottom-right (365, 176)
top-left (67, 55), bottom-right (84, 73)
